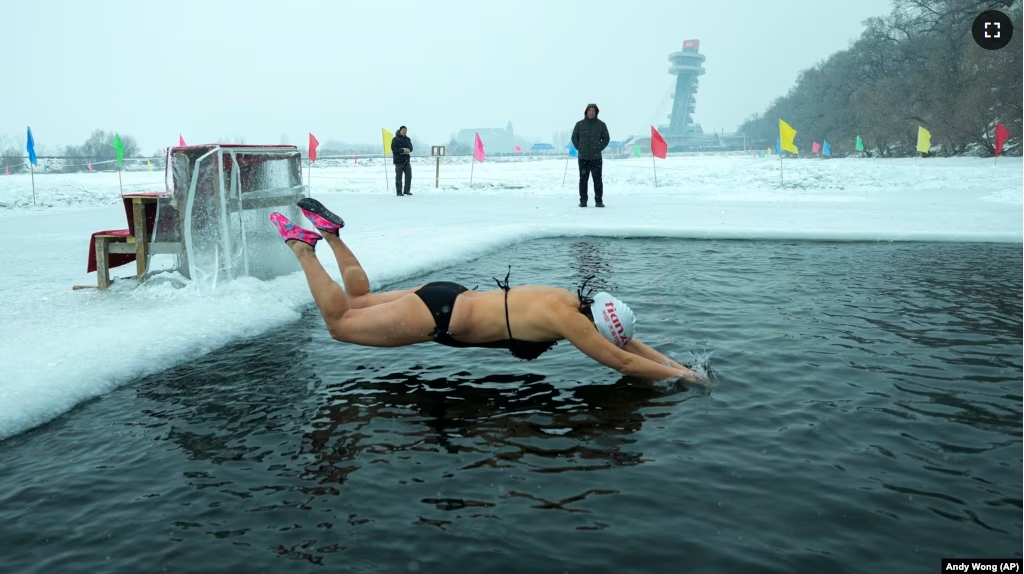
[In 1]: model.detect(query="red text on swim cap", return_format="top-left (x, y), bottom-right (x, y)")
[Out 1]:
top-left (604, 301), bottom-right (627, 346)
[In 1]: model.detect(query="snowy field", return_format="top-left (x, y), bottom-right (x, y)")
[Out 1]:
top-left (0, 154), bottom-right (1020, 442)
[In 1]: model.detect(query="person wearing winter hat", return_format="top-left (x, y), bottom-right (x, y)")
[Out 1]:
top-left (391, 126), bottom-right (413, 196)
top-left (267, 197), bottom-right (701, 384)
top-left (570, 103), bottom-right (610, 207)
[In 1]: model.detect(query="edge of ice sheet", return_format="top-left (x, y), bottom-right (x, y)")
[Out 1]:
top-left (1, 217), bottom-right (1019, 443)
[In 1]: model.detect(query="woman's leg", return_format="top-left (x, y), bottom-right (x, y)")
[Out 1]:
top-left (287, 240), bottom-right (434, 346)
top-left (323, 233), bottom-right (421, 309)
top-left (288, 240), bottom-right (351, 326)
top-left (322, 233), bottom-right (369, 296)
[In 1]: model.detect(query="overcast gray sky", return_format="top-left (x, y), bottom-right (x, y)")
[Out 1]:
top-left (4, 0), bottom-right (892, 153)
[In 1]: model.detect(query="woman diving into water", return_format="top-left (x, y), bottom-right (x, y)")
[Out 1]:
top-left (268, 198), bottom-right (700, 383)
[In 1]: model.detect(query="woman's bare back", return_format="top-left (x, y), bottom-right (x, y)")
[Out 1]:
top-left (447, 285), bottom-right (578, 344)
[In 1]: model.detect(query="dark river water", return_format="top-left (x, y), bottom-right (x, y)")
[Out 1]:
top-left (1, 238), bottom-right (1020, 574)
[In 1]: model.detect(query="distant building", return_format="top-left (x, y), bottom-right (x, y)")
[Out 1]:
top-left (619, 39), bottom-right (760, 152)
top-left (662, 39), bottom-right (705, 138)
top-left (456, 121), bottom-right (515, 154)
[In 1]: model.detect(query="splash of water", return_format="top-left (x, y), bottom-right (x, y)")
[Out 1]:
top-left (656, 348), bottom-right (718, 390)
top-left (684, 348), bottom-right (717, 387)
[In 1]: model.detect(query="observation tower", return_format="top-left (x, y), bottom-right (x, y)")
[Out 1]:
top-left (663, 39), bottom-right (705, 137)
top-left (621, 40), bottom-right (761, 153)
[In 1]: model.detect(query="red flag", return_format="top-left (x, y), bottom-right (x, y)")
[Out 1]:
top-left (514, 145), bottom-right (521, 153)
top-left (309, 133), bottom-right (320, 162)
top-left (650, 126), bottom-right (668, 159)
top-left (179, 134), bottom-right (186, 147)
top-left (995, 122), bottom-right (1010, 157)
top-left (473, 133), bottom-right (486, 163)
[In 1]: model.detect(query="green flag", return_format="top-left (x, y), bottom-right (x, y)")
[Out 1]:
top-left (855, 135), bottom-right (864, 152)
top-left (112, 133), bottom-right (124, 166)
top-left (633, 145), bottom-right (641, 157)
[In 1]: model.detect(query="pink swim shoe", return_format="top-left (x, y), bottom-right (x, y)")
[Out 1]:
top-left (269, 212), bottom-right (322, 248)
top-left (297, 197), bottom-right (345, 234)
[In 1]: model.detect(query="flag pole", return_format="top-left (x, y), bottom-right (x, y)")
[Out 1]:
top-left (562, 155), bottom-right (569, 186)
top-left (778, 120), bottom-right (784, 188)
top-left (118, 165), bottom-right (123, 195)
top-left (470, 158), bottom-right (475, 186)
top-left (652, 154), bottom-right (658, 187)
top-left (30, 163), bottom-right (36, 206)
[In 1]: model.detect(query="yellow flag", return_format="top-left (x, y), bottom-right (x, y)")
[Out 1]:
top-left (382, 128), bottom-right (394, 156)
top-left (916, 126), bottom-right (931, 154)
top-left (147, 159), bottom-right (153, 170)
top-left (779, 119), bottom-right (798, 154)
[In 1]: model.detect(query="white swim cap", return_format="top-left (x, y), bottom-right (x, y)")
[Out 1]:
top-left (590, 292), bottom-right (636, 348)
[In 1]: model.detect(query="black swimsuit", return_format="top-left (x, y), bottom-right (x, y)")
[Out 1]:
top-left (413, 268), bottom-right (558, 361)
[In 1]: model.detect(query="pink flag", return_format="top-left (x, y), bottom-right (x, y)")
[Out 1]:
top-left (87, 163), bottom-right (93, 171)
top-left (811, 141), bottom-right (820, 154)
top-left (308, 133), bottom-right (320, 162)
top-left (179, 135), bottom-right (186, 147)
top-left (354, 152), bottom-right (358, 164)
top-left (4, 166), bottom-right (7, 175)
top-left (514, 145), bottom-right (521, 152)
top-left (473, 133), bottom-right (486, 163)
top-left (650, 126), bottom-right (668, 159)
top-left (995, 122), bottom-right (1011, 157)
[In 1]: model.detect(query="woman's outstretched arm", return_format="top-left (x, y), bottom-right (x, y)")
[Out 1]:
top-left (555, 309), bottom-right (696, 382)
top-left (625, 339), bottom-right (685, 369)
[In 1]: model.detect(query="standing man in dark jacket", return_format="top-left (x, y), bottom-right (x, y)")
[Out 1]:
top-left (571, 103), bottom-right (610, 207)
top-left (391, 126), bottom-right (413, 196)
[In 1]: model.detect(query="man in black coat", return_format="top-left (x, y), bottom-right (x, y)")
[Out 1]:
top-left (571, 103), bottom-right (610, 207)
top-left (391, 126), bottom-right (413, 196)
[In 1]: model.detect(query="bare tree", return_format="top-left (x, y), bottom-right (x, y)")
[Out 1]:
top-left (0, 133), bottom-right (24, 173)
top-left (446, 133), bottom-right (472, 155)
top-left (58, 129), bottom-right (142, 171)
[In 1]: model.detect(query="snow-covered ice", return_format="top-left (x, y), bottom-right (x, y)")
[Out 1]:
top-left (0, 154), bottom-right (1020, 441)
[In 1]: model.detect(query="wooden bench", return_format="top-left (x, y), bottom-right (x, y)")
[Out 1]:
top-left (93, 229), bottom-right (135, 289)
top-left (83, 193), bottom-right (184, 290)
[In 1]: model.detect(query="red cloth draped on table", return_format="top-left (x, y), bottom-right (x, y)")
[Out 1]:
top-left (86, 195), bottom-right (161, 273)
